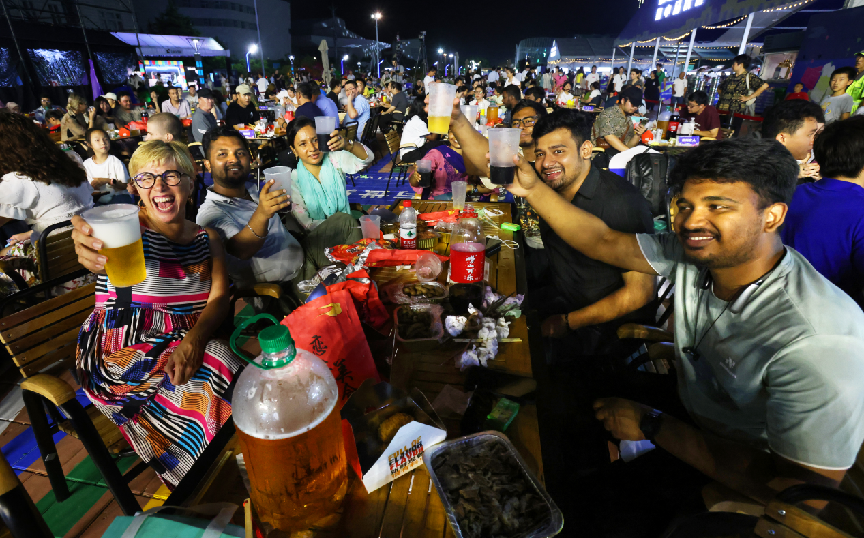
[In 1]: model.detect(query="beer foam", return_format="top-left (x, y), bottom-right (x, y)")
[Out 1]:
top-left (89, 216), bottom-right (141, 248)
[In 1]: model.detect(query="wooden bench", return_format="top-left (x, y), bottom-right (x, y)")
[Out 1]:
top-left (0, 279), bottom-right (143, 515)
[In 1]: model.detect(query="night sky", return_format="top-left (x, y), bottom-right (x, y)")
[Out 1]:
top-left (291, 1), bottom-right (643, 67)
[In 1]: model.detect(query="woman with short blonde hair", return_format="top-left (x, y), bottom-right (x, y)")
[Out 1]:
top-left (61, 94), bottom-right (100, 141)
top-left (73, 139), bottom-right (242, 489)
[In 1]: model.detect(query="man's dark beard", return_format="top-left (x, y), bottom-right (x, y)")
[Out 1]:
top-left (213, 164), bottom-right (249, 188)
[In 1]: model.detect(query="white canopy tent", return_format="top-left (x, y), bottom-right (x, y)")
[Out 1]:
top-left (111, 33), bottom-right (230, 58)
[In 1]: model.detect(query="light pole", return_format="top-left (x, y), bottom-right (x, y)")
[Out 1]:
top-left (342, 54), bottom-right (348, 75)
top-left (371, 12), bottom-right (382, 78)
top-left (448, 53), bottom-right (453, 77)
top-left (246, 43), bottom-right (258, 73)
top-left (288, 55), bottom-right (294, 76)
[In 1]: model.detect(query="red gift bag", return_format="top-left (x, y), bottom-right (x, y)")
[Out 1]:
top-left (281, 289), bottom-right (381, 404)
top-left (326, 270), bottom-right (390, 331)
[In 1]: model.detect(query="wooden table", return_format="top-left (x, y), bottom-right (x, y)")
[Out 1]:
top-left (160, 201), bottom-right (544, 537)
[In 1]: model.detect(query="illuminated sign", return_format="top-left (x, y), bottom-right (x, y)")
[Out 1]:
top-left (655, 0), bottom-right (703, 20)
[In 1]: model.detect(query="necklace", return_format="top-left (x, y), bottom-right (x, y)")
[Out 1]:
top-left (682, 288), bottom-right (731, 361)
top-left (683, 252), bottom-right (786, 361)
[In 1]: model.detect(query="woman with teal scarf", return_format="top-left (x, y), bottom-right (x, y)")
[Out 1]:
top-left (288, 117), bottom-right (373, 230)
top-left (287, 117), bottom-right (371, 281)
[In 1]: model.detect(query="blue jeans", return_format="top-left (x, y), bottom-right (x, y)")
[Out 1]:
top-left (671, 95), bottom-right (686, 108)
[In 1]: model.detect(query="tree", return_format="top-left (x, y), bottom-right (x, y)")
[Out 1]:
top-left (148, 1), bottom-right (200, 36)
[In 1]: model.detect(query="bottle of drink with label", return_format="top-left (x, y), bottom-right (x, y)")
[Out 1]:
top-left (399, 200), bottom-right (417, 249)
top-left (230, 315), bottom-right (347, 532)
top-left (668, 106), bottom-right (681, 139)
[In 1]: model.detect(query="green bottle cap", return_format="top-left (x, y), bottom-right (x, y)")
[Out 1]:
top-left (258, 324), bottom-right (296, 366)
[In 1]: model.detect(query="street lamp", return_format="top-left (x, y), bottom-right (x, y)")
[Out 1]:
top-left (288, 55), bottom-right (295, 76)
top-left (246, 43), bottom-right (258, 73)
top-left (371, 12), bottom-right (382, 78)
top-left (190, 38), bottom-right (203, 87)
top-left (342, 54), bottom-right (349, 75)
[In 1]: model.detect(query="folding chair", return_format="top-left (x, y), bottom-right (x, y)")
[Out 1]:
top-left (382, 132), bottom-right (414, 196)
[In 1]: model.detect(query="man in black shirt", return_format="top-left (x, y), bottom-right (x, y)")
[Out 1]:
top-left (328, 79), bottom-right (342, 109)
top-left (294, 82), bottom-right (324, 120)
top-left (224, 84), bottom-right (259, 129)
top-left (379, 81), bottom-right (408, 132)
top-left (522, 110), bottom-right (655, 360)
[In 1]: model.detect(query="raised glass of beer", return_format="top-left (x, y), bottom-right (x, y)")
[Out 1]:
top-left (427, 83), bottom-right (458, 135)
top-left (82, 204), bottom-right (147, 288)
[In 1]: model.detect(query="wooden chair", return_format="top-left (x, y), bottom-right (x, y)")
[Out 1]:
top-left (0, 275), bottom-right (275, 516)
top-left (665, 484), bottom-right (864, 538)
top-left (343, 121), bottom-right (359, 144)
top-left (0, 450), bottom-right (53, 538)
top-left (382, 132), bottom-right (414, 196)
top-left (34, 220), bottom-right (88, 285)
top-left (0, 278), bottom-right (143, 515)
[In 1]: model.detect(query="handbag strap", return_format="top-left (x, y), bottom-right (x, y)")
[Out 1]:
top-left (120, 503), bottom-right (239, 538)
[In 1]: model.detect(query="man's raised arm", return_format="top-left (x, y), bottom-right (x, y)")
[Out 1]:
top-left (442, 97), bottom-right (491, 177)
top-left (507, 154), bottom-right (657, 275)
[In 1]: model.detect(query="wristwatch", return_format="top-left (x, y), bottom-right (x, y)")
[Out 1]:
top-left (639, 409), bottom-right (663, 442)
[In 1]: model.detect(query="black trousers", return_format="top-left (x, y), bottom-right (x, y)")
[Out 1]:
top-left (539, 366), bottom-right (711, 538)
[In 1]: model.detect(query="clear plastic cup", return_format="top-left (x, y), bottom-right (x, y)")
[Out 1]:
top-left (416, 159), bottom-right (433, 188)
top-left (314, 116), bottom-right (338, 152)
top-left (428, 83), bottom-right (458, 135)
top-left (414, 252), bottom-right (442, 282)
top-left (83, 204), bottom-right (146, 288)
top-left (461, 104), bottom-right (478, 124)
top-left (263, 166), bottom-right (292, 197)
top-left (359, 215), bottom-right (381, 239)
top-left (488, 128), bottom-right (522, 185)
top-left (451, 180), bottom-right (467, 210)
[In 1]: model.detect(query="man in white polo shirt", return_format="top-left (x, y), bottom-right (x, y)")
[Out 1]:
top-left (507, 136), bottom-right (864, 528)
top-left (161, 86), bottom-right (191, 119)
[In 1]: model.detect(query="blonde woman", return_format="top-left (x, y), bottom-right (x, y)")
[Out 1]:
top-left (71, 140), bottom-right (243, 489)
top-left (61, 94), bottom-right (100, 141)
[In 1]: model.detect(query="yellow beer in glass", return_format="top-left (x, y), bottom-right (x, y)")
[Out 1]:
top-left (83, 204), bottom-right (147, 287)
top-left (427, 83), bottom-right (458, 135)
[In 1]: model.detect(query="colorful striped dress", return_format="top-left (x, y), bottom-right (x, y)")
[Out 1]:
top-left (76, 224), bottom-right (243, 489)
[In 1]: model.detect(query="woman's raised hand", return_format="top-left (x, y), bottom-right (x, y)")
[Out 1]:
top-left (327, 130), bottom-right (345, 152)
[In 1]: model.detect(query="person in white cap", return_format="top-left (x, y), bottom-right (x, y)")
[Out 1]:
top-left (224, 84), bottom-right (259, 129)
top-left (100, 93), bottom-right (117, 109)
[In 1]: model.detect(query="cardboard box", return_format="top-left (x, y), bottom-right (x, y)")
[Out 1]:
top-left (341, 381), bottom-right (447, 493)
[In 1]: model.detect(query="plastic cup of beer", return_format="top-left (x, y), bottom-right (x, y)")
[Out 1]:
top-left (452, 180), bottom-right (467, 210)
top-left (83, 204), bottom-right (146, 288)
top-left (427, 83), bottom-right (458, 134)
top-left (359, 215), bottom-right (381, 239)
top-left (488, 128), bottom-right (522, 185)
top-left (461, 104), bottom-right (479, 124)
top-left (314, 116), bottom-right (338, 152)
top-left (416, 159), bottom-right (433, 188)
top-left (263, 166), bottom-right (292, 198)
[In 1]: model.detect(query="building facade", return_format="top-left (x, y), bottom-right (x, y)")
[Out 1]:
top-left (134, 0), bottom-right (292, 61)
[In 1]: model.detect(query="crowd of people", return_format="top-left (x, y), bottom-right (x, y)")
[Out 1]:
top-left (1, 48), bottom-right (864, 535)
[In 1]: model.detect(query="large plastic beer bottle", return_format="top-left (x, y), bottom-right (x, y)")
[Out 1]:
top-left (230, 315), bottom-right (348, 531)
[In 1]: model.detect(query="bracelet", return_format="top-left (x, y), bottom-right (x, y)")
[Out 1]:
top-left (246, 223), bottom-right (266, 239)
